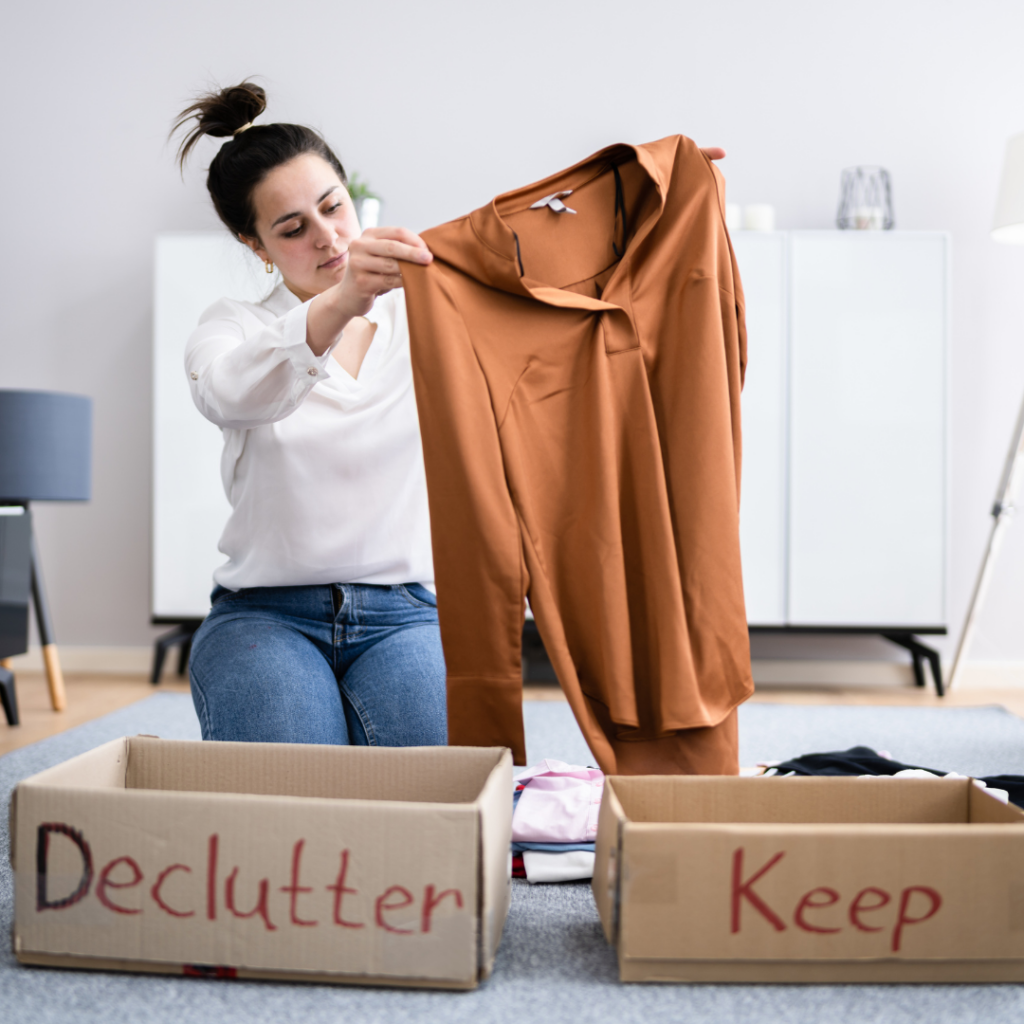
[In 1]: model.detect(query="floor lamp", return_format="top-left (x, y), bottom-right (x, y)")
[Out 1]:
top-left (949, 132), bottom-right (1024, 688)
top-left (0, 390), bottom-right (92, 720)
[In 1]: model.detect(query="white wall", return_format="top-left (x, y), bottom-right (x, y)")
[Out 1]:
top-left (2, 0), bottom-right (1023, 667)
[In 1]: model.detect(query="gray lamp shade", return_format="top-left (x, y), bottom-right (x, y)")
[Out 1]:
top-left (0, 390), bottom-right (92, 502)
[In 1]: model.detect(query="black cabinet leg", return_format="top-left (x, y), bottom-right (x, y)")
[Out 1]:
top-left (176, 632), bottom-right (194, 677)
top-left (910, 650), bottom-right (926, 688)
top-left (922, 645), bottom-right (945, 698)
top-left (883, 633), bottom-right (945, 697)
top-left (0, 666), bottom-right (19, 726)
top-left (151, 622), bottom-right (202, 685)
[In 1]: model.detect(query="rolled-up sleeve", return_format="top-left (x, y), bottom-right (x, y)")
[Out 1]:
top-left (184, 297), bottom-right (333, 429)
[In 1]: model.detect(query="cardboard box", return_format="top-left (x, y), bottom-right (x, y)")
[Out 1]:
top-left (593, 775), bottom-right (1024, 983)
top-left (10, 737), bottom-right (512, 989)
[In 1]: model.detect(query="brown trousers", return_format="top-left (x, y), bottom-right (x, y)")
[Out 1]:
top-left (403, 136), bottom-right (753, 774)
top-left (596, 707), bottom-right (739, 776)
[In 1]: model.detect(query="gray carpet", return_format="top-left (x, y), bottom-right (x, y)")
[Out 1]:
top-left (4, 693), bottom-right (1024, 1023)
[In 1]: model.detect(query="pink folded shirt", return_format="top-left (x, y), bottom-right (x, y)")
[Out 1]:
top-left (511, 759), bottom-right (605, 843)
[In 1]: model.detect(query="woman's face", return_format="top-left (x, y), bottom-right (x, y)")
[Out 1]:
top-left (243, 152), bottom-right (362, 302)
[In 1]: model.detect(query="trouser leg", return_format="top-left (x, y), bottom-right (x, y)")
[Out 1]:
top-left (601, 707), bottom-right (740, 775)
top-left (340, 623), bottom-right (447, 746)
top-left (189, 610), bottom-right (348, 744)
top-left (335, 584), bottom-right (447, 747)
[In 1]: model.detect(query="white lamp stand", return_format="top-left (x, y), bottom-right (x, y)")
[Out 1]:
top-left (949, 131), bottom-right (1024, 688)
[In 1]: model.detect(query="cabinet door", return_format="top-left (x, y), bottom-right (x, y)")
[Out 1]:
top-left (787, 232), bottom-right (947, 627)
top-left (153, 234), bottom-right (268, 619)
top-left (732, 233), bottom-right (788, 625)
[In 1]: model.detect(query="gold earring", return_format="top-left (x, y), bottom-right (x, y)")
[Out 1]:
top-left (264, 259), bottom-right (274, 274)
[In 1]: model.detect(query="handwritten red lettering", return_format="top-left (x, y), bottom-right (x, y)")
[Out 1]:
top-left (731, 848), bottom-right (786, 934)
top-left (849, 887), bottom-right (891, 932)
top-left (421, 885), bottom-right (463, 933)
top-left (36, 823), bottom-right (93, 912)
top-left (794, 887), bottom-right (841, 933)
top-left (225, 867), bottom-right (277, 931)
top-left (151, 863), bottom-right (194, 918)
top-left (207, 834), bottom-right (218, 921)
top-left (892, 886), bottom-right (942, 952)
top-left (279, 839), bottom-right (317, 927)
top-left (327, 849), bottom-right (363, 929)
top-left (375, 885), bottom-right (414, 934)
top-left (97, 857), bottom-right (144, 915)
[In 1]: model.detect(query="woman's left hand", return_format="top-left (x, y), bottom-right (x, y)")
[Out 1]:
top-left (700, 147), bottom-right (726, 161)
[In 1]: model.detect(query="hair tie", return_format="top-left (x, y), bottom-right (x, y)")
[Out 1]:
top-left (233, 121), bottom-right (253, 136)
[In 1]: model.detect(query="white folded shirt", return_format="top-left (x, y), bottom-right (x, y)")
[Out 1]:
top-left (523, 850), bottom-right (596, 884)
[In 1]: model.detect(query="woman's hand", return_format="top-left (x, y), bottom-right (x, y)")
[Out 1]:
top-left (335, 227), bottom-right (433, 318)
top-left (700, 147), bottom-right (726, 161)
top-left (307, 227), bottom-right (433, 356)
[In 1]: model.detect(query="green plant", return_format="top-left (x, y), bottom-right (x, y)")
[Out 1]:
top-left (346, 173), bottom-right (379, 202)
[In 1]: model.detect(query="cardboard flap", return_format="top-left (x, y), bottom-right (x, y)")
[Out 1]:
top-left (473, 749), bottom-right (514, 978)
top-left (608, 775), bottom-right (1004, 825)
top-left (124, 738), bottom-right (504, 803)
top-left (8, 788), bottom-right (16, 871)
top-left (969, 784), bottom-right (1024, 823)
top-left (592, 779), bottom-right (627, 943)
top-left (16, 738), bottom-right (129, 791)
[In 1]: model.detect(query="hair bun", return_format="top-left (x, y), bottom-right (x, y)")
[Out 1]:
top-left (172, 80), bottom-right (268, 169)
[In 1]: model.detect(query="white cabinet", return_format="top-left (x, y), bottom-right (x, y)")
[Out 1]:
top-left (153, 233), bottom-right (269, 620)
top-left (733, 231), bottom-right (948, 630)
top-left (735, 234), bottom-right (788, 625)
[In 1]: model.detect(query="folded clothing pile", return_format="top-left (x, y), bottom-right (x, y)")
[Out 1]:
top-left (510, 759), bottom-right (603, 883)
top-left (759, 745), bottom-right (1023, 805)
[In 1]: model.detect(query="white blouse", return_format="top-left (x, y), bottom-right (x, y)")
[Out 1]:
top-left (185, 282), bottom-right (434, 591)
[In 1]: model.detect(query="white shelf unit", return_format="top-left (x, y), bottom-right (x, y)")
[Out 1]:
top-left (733, 231), bottom-right (949, 687)
top-left (152, 233), bottom-right (270, 622)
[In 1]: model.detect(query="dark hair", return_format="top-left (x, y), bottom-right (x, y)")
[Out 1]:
top-left (172, 80), bottom-right (347, 241)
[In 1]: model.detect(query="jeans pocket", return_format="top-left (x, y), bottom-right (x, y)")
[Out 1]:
top-left (399, 584), bottom-right (438, 610)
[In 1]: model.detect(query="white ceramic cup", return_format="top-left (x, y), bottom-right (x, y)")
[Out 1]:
top-left (853, 205), bottom-right (885, 230)
top-left (743, 204), bottom-right (776, 232)
top-left (357, 197), bottom-right (381, 231)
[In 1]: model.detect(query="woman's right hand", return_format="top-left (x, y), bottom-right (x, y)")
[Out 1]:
top-left (334, 226), bottom-right (433, 318)
top-left (307, 227), bottom-right (433, 356)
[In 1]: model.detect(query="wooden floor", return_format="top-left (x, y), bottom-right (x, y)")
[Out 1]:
top-left (3, 672), bottom-right (1024, 759)
top-left (0, 672), bottom-right (190, 757)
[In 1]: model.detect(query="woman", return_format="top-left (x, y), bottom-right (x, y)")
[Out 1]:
top-left (174, 80), bottom-right (727, 751)
top-left (174, 81), bottom-right (444, 747)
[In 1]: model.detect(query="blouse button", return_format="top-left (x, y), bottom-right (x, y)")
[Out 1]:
top-left (307, 367), bottom-right (318, 376)
top-left (189, 371), bottom-right (198, 380)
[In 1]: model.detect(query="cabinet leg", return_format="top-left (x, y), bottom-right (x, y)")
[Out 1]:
top-left (0, 666), bottom-right (19, 726)
top-left (41, 644), bottom-right (67, 712)
top-left (151, 622), bottom-right (201, 685)
top-left (30, 535), bottom-right (66, 712)
top-left (883, 633), bottom-right (944, 697)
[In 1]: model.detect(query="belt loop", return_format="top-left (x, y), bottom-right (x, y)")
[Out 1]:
top-left (331, 584), bottom-right (341, 617)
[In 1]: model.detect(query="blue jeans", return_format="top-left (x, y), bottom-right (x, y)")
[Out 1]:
top-left (189, 583), bottom-right (447, 746)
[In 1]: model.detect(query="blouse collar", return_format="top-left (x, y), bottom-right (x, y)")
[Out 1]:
top-left (261, 280), bottom-right (304, 317)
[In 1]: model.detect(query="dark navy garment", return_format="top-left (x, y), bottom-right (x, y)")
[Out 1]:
top-left (772, 746), bottom-right (1024, 809)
